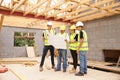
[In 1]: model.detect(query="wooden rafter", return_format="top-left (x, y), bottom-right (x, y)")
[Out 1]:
top-left (35, 0), bottom-right (42, 16)
top-left (11, 0), bottom-right (25, 14)
top-left (23, 0), bottom-right (27, 13)
top-left (73, 2), bottom-right (120, 22)
top-left (0, 0), bottom-right (119, 24)
top-left (0, 0), bottom-right (3, 6)
top-left (64, 0), bottom-right (114, 21)
top-left (45, 0), bottom-right (51, 11)
top-left (0, 14), bottom-right (4, 31)
top-left (43, 0), bottom-right (52, 16)
top-left (47, 0), bottom-right (91, 18)
top-left (72, 3), bottom-right (120, 22)
top-left (24, 0), bottom-right (47, 16)
top-left (46, 3), bottom-right (78, 18)
top-left (35, 1), bottom-right (65, 17)
top-left (73, 10), bottom-right (117, 22)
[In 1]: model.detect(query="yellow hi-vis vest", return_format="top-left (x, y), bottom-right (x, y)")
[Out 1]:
top-left (43, 29), bottom-right (55, 46)
top-left (78, 30), bottom-right (88, 51)
top-left (69, 33), bottom-right (77, 50)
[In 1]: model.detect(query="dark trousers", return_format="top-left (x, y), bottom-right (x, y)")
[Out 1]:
top-left (70, 50), bottom-right (78, 69)
top-left (40, 45), bottom-right (55, 67)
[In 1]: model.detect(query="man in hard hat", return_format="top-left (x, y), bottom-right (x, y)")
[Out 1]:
top-left (69, 25), bottom-right (78, 73)
top-left (39, 21), bottom-right (55, 71)
top-left (55, 25), bottom-right (69, 72)
top-left (75, 21), bottom-right (88, 76)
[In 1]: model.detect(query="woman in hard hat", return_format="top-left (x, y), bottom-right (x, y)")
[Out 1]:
top-left (69, 25), bottom-right (78, 73)
top-left (55, 25), bottom-right (69, 72)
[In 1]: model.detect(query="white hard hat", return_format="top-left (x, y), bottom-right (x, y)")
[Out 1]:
top-left (76, 21), bottom-right (84, 27)
top-left (47, 21), bottom-right (52, 26)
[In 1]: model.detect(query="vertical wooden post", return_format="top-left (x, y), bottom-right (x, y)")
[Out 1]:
top-left (0, 14), bottom-right (4, 65)
top-left (0, 14), bottom-right (4, 31)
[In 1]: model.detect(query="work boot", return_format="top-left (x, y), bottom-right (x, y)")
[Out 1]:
top-left (75, 72), bottom-right (84, 76)
top-left (69, 68), bottom-right (76, 73)
top-left (63, 69), bottom-right (66, 72)
top-left (52, 66), bottom-right (55, 69)
top-left (84, 72), bottom-right (87, 74)
top-left (54, 68), bottom-right (61, 72)
top-left (39, 67), bottom-right (43, 71)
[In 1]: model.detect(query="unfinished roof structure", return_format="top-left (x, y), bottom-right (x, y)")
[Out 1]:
top-left (0, 0), bottom-right (120, 29)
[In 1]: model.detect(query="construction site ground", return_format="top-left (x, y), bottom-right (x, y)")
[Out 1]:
top-left (0, 57), bottom-right (120, 80)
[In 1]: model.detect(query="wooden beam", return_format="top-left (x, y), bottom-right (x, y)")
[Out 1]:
top-left (35, 1), bottom-right (65, 17)
top-left (47, 4), bottom-right (78, 18)
top-left (64, 0), bottom-right (113, 21)
top-left (107, 9), bottom-right (120, 14)
top-left (24, 0), bottom-right (47, 16)
top-left (10, 69), bottom-right (27, 80)
top-left (72, 8), bottom-right (120, 22)
top-left (0, 0), bottom-right (3, 6)
top-left (35, 0), bottom-right (42, 16)
top-left (23, 0), bottom-right (27, 13)
top-left (81, 13), bottom-right (115, 22)
top-left (11, 0), bottom-right (14, 9)
top-left (0, 59), bottom-right (38, 64)
top-left (45, 0), bottom-right (51, 11)
top-left (73, 10), bottom-right (120, 23)
top-left (11, 0), bottom-right (25, 14)
top-left (0, 14), bottom-right (4, 31)
top-left (43, 0), bottom-right (52, 16)
top-left (47, 0), bottom-right (91, 19)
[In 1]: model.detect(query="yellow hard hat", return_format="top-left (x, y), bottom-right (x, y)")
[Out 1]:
top-left (70, 25), bottom-right (76, 30)
top-left (60, 26), bottom-right (66, 30)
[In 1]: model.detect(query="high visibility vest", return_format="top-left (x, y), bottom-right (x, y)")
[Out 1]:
top-left (69, 33), bottom-right (78, 50)
top-left (78, 30), bottom-right (88, 51)
top-left (43, 29), bottom-right (55, 46)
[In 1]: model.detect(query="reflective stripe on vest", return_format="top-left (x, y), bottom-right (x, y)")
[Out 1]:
top-left (43, 30), bottom-right (55, 46)
top-left (78, 30), bottom-right (88, 51)
top-left (69, 33), bottom-right (77, 50)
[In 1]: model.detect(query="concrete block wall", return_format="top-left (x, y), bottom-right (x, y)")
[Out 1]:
top-left (85, 15), bottom-right (120, 61)
top-left (0, 26), bottom-right (44, 58)
top-left (0, 26), bottom-right (69, 58)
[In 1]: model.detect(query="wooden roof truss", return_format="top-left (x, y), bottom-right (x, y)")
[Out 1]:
top-left (0, 0), bottom-right (120, 23)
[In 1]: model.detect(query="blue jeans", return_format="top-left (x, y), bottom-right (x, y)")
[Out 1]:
top-left (79, 51), bottom-right (87, 74)
top-left (56, 49), bottom-right (67, 70)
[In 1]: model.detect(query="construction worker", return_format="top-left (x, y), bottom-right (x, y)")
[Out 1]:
top-left (55, 26), bottom-right (69, 72)
top-left (39, 21), bottom-right (55, 71)
top-left (69, 25), bottom-right (78, 73)
top-left (75, 21), bottom-right (88, 76)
